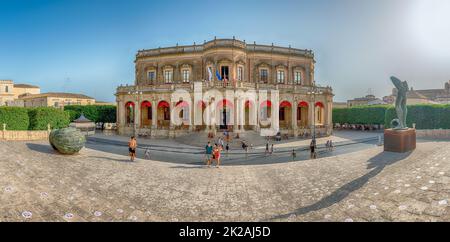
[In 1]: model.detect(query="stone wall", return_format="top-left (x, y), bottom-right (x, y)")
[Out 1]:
top-left (0, 130), bottom-right (50, 141)
top-left (416, 129), bottom-right (450, 139)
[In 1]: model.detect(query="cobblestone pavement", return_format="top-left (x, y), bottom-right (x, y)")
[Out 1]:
top-left (0, 139), bottom-right (449, 221)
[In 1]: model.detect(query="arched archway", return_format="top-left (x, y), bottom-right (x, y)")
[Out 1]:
top-left (244, 100), bottom-right (255, 130)
top-left (140, 101), bottom-right (152, 128)
top-left (260, 100), bottom-right (272, 128)
top-left (125, 101), bottom-right (135, 125)
top-left (175, 100), bottom-right (190, 129)
top-left (157, 101), bottom-right (170, 128)
top-left (279, 101), bottom-right (292, 129)
top-left (297, 101), bottom-right (309, 128)
top-left (196, 100), bottom-right (207, 130)
top-left (315, 101), bottom-right (325, 125)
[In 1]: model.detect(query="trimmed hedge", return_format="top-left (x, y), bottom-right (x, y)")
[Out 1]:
top-left (64, 105), bottom-right (116, 123)
top-left (28, 107), bottom-right (70, 130)
top-left (0, 107), bottom-right (70, 130)
top-left (333, 104), bottom-right (450, 129)
top-left (384, 104), bottom-right (450, 129)
top-left (0, 107), bottom-right (30, 130)
top-left (333, 105), bottom-right (388, 125)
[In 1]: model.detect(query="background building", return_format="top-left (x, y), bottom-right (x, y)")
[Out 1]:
top-left (0, 80), bottom-right (41, 106)
top-left (347, 95), bottom-right (386, 107)
top-left (384, 81), bottom-right (450, 105)
top-left (116, 38), bottom-right (333, 137)
top-left (20, 92), bottom-right (95, 108)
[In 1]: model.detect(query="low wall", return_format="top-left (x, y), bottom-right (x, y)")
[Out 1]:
top-left (0, 130), bottom-right (50, 141)
top-left (416, 129), bottom-right (450, 139)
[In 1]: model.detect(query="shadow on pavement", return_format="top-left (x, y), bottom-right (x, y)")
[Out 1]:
top-left (26, 143), bottom-right (57, 155)
top-left (268, 150), bottom-right (412, 221)
top-left (90, 156), bottom-right (132, 163)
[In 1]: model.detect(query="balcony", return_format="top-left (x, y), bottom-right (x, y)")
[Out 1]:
top-left (116, 81), bottom-right (332, 94)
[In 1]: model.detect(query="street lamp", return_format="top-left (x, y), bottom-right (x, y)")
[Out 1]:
top-left (128, 89), bottom-right (143, 137)
top-left (307, 86), bottom-right (323, 144)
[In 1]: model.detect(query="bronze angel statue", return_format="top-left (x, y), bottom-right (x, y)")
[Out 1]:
top-left (390, 76), bottom-right (408, 129)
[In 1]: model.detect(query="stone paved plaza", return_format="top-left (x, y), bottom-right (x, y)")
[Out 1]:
top-left (0, 136), bottom-right (449, 221)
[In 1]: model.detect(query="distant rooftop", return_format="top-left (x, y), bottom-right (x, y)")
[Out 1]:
top-left (20, 92), bottom-right (95, 100)
top-left (14, 84), bottom-right (40, 89)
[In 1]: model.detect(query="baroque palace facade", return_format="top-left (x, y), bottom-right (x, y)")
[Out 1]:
top-left (116, 38), bottom-right (333, 137)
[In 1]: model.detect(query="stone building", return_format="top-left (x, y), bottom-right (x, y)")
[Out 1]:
top-left (0, 80), bottom-right (40, 106)
top-left (347, 95), bottom-right (385, 107)
top-left (19, 92), bottom-right (95, 108)
top-left (115, 38), bottom-right (333, 137)
top-left (384, 81), bottom-right (450, 105)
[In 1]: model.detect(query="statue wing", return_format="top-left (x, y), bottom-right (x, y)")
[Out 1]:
top-left (390, 76), bottom-right (403, 89)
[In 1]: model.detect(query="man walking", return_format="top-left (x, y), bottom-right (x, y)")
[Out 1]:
top-left (128, 136), bottom-right (137, 162)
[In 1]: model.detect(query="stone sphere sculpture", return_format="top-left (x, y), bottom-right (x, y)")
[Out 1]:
top-left (49, 127), bottom-right (86, 155)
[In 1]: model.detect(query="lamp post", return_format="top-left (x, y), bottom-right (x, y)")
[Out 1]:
top-left (128, 89), bottom-right (143, 137)
top-left (307, 86), bottom-right (323, 144)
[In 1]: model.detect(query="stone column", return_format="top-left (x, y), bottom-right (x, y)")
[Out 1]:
top-left (292, 100), bottom-right (298, 137)
top-left (233, 97), bottom-right (238, 132)
top-left (189, 97), bottom-right (194, 131)
top-left (240, 98), bottom-right (245, 132)
top-left (152, 100), bottom-right (157, 129)
top-left (308, 98), bottom-right (314, 135)
top-left (134, 99), bottom-right (140, 135)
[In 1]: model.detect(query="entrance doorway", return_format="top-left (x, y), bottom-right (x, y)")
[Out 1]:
top-left (220, 108), bottom-right (231, 130)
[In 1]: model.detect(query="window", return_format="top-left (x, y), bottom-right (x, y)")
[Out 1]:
top-left (221, 66), bottom-right (229, 80)
top-left (148, 71), bottom-right (156, 82)
top-left (260, 69), bottom-right (268, 83)
top-left (5, 86), bottom-right (9, 92)
top-left (182, 69), bottom-right (190, 83)
top-left (237, 66), bottom-right (243, 81)
top-left (277, 70), bottom-right (285, 83)
top-left (294, 71), bottom-right (302, 84)
top-left (164, 70), bottom-right (173, 83)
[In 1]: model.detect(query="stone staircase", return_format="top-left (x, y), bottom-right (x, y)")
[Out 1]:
top-left (174, 130), bottom-right (269, 149)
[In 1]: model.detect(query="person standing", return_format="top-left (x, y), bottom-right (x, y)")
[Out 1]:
top-left (205, 141), bottom-right (213, 167)
top-left (270, 144), bottom-right (274, 155)
top-left (128, 136), bottom-right (137, 162)
top-left (144, 147), bottom-right (151, 160)
top-left (214, 144), bottom-right (222, 168)
top-left (310, 140), bottom-right (316, 159)
top-left (265, 142), bottom-right (269, 155)
top-left (225, 143), bottom-right (230, 157)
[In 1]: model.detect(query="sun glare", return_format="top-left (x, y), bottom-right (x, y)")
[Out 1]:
top-left (410, 0), bottom-right (450, 57)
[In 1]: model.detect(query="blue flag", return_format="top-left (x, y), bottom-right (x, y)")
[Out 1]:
top-left (215, 69), bottom-right (222, 81)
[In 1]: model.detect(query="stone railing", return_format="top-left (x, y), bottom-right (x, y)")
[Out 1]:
top-left (1, 130), bottom-right (50, 141)
top-left (1, 123), bottom-right (51, 141)
top-left (135, 38), bottom-right (314, 58)
top-left (116, 82), bottom-right (331, 94)
top-left (416, 129), bottom-right (450, 139)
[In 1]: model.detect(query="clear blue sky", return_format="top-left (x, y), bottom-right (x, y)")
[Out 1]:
top-left (1, 0), bottom-right (449, 102)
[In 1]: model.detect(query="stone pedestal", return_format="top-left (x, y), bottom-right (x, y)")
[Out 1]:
top-left (384, 128), bottom-right (416, 153)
